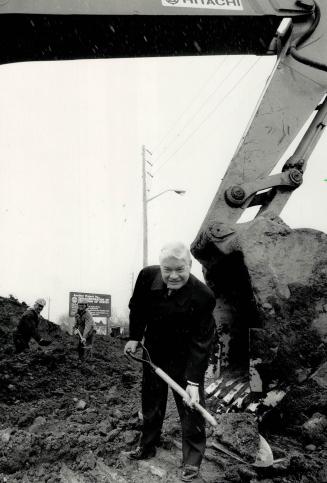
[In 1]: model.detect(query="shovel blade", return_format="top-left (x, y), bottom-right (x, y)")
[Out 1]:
top-left (253, 434), bottom-right (274, 468)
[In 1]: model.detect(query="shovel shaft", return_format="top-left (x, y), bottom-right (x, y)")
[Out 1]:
top-left (211, 442), bottom-right (247, 464)
top-left (75, 328), bottom-right (83, 339)
top-left (154, 367), bottom-right (217, 427)
top-left (75, 329), bottom-right (89, 347)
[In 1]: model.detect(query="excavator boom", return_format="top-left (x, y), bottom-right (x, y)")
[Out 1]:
top-left (192, 1), bottom-right (327, 266)
top-left (0, 0), bottom-right (315, 16)
top-left (0, 0), bottom-right (322, 63)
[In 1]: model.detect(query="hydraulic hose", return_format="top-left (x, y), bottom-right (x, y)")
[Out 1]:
top-left (289, 1), bottom-right (327, 72)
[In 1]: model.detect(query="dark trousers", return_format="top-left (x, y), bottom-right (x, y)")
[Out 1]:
top-left (141, 363), bottom-right (206, 468)
top-left (77, 332), bottom-right (95, 360)
top-left (13, 333), bottom-right (29, 353)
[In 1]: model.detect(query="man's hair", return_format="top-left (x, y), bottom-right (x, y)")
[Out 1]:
top-left (159, 242), bottom-right (192, 265)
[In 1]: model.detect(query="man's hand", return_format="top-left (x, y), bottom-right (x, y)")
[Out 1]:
top-left (184, 384), bottom-right (200, 408)
top-left (124, 340), bottom-right (139, 355)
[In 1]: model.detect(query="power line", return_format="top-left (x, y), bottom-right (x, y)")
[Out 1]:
top-left (153, 57), bottom-right (262, 175)
top-left (152, 57), bottom-right (228, 158)
top-left (152, 57), bottom-right (242, 165)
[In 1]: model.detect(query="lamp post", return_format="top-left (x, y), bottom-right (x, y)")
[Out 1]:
top-left (143, 188), bottom-right (186, 267)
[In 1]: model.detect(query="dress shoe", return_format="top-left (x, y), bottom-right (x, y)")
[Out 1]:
top-left (181, 465), bottom-right (200, 481)
top-left (126, 445), bottom-right (156, 460)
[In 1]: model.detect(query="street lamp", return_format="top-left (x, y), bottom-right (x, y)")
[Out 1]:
top-left (143, 189), bottom-right (186, 267)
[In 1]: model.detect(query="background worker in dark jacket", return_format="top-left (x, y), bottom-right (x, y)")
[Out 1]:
top-left (124, 242), bottom-right (216, 482)
top-left (73, 298), bottom-right (95, 360)
top-left (13, 298), bottom-right (49, 353)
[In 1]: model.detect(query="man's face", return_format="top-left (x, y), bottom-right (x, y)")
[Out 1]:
top-left (160, 256), bottom-right (191, 290)
top-left (34, 303), bottom-right (44, 314)
top-left (78, 303), bottom-right (87, 313)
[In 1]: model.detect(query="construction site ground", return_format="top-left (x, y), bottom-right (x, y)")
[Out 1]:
top-left (1, 297), bottom-right (327, 483)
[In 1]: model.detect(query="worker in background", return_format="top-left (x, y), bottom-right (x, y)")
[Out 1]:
top-left (124, 242), bottom-right (216, 482)
top-left (13, 298), bottom-right (50, 353)
top-left (73, 298), bottom-right (95, 361)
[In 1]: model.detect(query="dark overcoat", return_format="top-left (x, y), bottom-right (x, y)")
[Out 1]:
top-left (129, 265), bottom-right (216, 383)
top-left (15, 308), bottom-right (41, 344)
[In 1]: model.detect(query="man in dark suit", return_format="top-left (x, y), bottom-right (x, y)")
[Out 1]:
top-left (124, 242), bottom-right (216, 482)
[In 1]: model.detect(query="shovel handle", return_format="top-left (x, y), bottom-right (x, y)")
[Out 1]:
top-left (75, 329), bottom-right (86, 345)
top-left (126, 345), bottom-right (217, 428)
top-left (155, 367), bottom-right (217, 427)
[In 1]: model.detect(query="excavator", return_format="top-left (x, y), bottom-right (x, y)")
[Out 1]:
top-left (1, 0), bottom-right (327, 465)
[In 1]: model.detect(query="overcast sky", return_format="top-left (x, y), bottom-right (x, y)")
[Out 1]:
top-left (0, 54), bottom-right (326, 323)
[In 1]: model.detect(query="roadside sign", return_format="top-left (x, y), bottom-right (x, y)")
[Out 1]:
top-left (69, 292), bottom-right (111, 317)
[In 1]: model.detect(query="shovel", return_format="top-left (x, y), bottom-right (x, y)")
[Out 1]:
top-left (125, 343), bottom-right (273, 468)
top-left (74, 328), bottom-right (93, 351)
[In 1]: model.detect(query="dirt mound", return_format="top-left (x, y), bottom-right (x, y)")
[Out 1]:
top-left (1, 296), bottom-right (327, 482)
top-left (0, 296), bottom-right (27, 345)
top-left (0, 297), bottom-right (144, 478)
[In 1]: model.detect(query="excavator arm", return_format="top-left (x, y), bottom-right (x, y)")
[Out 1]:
top-left (0, 1), bottom-right (326, 232)
top-left (0, 1), bottom-right (324, 61)
top-left (191, 1), bottom-right (327, 267)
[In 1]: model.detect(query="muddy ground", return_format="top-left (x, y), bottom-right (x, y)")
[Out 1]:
top-left (1, 296), bottom-right (327, 483)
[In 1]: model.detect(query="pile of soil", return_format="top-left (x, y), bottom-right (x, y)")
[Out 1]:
top-left (0, 296), bottom-right (327, 482)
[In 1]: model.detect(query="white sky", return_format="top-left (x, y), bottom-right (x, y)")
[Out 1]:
top-left (0, 54), bottom-right (326, 322)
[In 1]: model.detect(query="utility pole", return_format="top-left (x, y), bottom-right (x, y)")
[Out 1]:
top-left (47, 297), bottom-right (51, 321)
top-left (142, 145), bottom-right (185, 267)
top-left (142, 145), bottom-right (153, 267)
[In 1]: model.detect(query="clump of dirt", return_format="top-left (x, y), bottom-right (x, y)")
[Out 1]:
top-left (251, 272), bottom-right (327, 388)
top-left (212, 413), bottom-right (259, 463)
